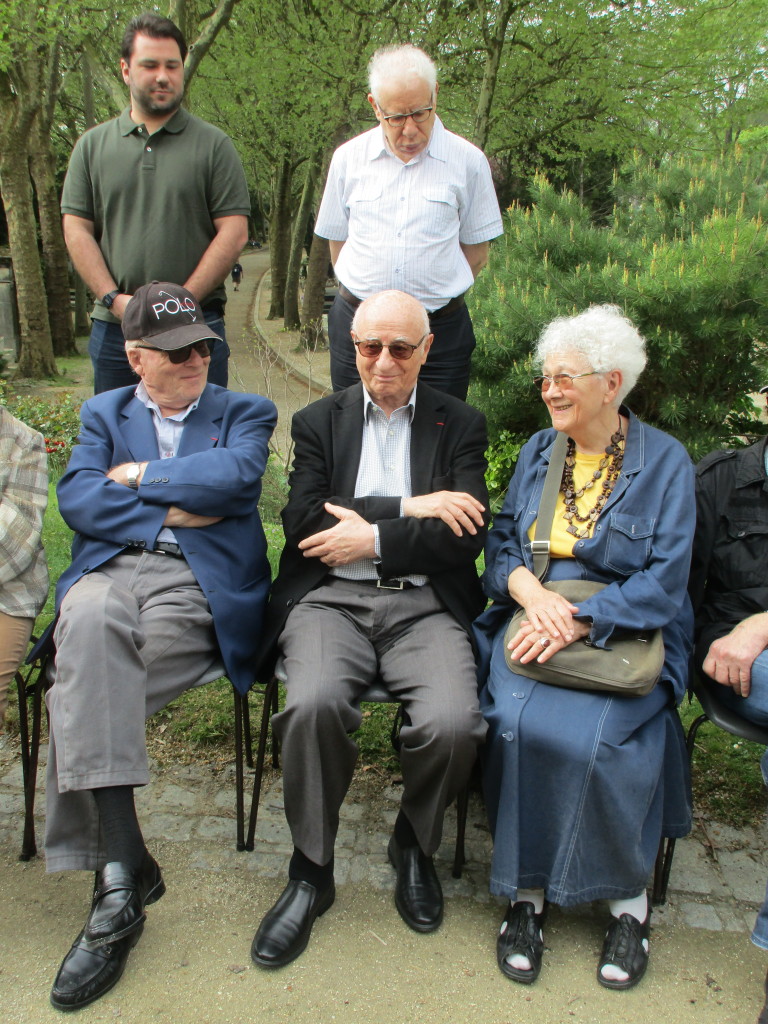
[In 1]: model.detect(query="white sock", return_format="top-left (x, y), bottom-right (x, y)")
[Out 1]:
top-left (501, 889), bottom-right (545, 971)
top-left (600, 893), bottom-right (649, 982)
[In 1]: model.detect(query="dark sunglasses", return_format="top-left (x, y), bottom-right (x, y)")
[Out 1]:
top-left (135, 340), bottom-right (212, 364)
top-left (352, 334), bottom-right (427, 361)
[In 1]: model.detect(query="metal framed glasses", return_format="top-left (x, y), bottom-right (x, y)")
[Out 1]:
top-left (378, 105), bottom-right (434, 127)
top-left (353, 334), bottom-right (427, 361)
top-left (135, 340), bottom-right (212, 364)
top-left (532, 371), bottom-right (599, 391)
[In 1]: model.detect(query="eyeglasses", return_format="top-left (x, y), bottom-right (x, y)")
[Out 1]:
top-left (532, 371), bottom-right (599, 391)
top-left (135, 340), bottom-right (211, 364)
top-left (353, 334), bottom-right (427, 361)
top-left (379, 105), bottom-right (434, 127)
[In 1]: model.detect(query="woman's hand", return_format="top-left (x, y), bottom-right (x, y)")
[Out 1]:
top-left (507, 617), bottom-right (591, 665)
top-left (506, 567), bottom-right (580, 642)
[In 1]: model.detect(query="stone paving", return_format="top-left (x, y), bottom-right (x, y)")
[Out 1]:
top-left (2, 733), bottom-right (766, 942)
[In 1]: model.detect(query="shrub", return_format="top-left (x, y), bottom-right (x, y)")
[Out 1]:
top-left (470, 153), bottom-right (768, 462)
top-left (0, 384), bottom-right (81, 478)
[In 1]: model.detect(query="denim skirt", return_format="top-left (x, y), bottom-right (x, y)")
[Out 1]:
top-left (480, 626), bottom-right (692, 906)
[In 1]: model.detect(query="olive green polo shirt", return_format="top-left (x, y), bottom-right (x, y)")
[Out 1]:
top-left (61, 107), bottom-right (250, 322)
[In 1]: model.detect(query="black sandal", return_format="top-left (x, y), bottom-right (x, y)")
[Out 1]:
top-left (496, 901), bottom-right (546, 984)
top-left (597, 911), bottom-right (651, 991)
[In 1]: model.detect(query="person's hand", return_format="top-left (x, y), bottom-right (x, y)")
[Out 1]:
top-left (507, 617), bottom-right (591, 665)
top-left (163, 506), bottom-right (222, 528)
top-left (702, 614), bottom-right (768, 697)
top-left (298, 502), bottom-right (376, 565)
top-left (402, 491), bottom-right (485, 536)
top-left (112, 293), bottom-right (132, 320)
top-left (507, 568), bottom-right (581, 642)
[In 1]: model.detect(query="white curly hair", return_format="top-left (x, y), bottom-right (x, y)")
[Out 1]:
top-left (535, 304), bottom-right (647, 403)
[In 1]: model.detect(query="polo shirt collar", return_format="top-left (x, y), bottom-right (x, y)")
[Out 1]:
top-left (118, 105), bottom-right (190, 136)
top-left (367, 114), bottom-right (447, 165)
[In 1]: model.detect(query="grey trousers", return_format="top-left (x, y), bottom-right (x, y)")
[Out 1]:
top-left (275, 578), bottom-right (487, 865)
top-left (45, 552), bottom-right (223, 872)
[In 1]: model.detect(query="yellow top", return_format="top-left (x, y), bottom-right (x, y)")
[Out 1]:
top-left (528, 450), bottom-right (607, 557)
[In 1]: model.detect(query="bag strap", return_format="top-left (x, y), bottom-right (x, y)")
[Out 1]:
top-left (531, 431), bottom-right (569, 581)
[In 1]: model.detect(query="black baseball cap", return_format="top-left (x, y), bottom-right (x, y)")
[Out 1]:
top-left (760, 385), bottom-right (768, 395)
top-left (121, 281), bottom-right (223, 350)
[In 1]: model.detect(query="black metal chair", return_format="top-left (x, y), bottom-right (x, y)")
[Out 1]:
top-left (14, 625), bottom-right (257, 859)
top-left (245, 665), bottom-right (471, 878)
top-left (652, 668), bottom-right (768, 904)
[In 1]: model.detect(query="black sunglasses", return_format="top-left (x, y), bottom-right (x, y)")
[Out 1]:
top-left (135, 340), bottom-right (212, 364)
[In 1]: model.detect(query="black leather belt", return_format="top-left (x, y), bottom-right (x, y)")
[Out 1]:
top-left (127, 542), bottom-right (185, 559)
top-left (342, 576), bottom-right (416, 591)
top-left (338, 284), bottom-right (464, 320)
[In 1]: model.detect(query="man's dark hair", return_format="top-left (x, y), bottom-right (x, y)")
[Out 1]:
top-left (121, 12), bottom-right (188, 63)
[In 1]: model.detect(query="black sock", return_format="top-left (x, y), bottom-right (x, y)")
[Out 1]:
top-left (289, 847), bottom-right (334, 890)
top-left (92, 786), bottom-right (145, 870)
top-left (394, 809), bottom-right (418, 849)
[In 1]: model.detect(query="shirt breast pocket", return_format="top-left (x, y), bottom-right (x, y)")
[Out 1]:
top-left (603, 512), bottom-right (655, 575)
top-left (421, 186), bottom-right (460, 236)
top-left (719, 515), bottom-right (768, 589)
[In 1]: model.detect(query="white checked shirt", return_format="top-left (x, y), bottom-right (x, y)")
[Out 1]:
top-left (134, 380), bottom-right (201, 543)
top-left (332, 388), bottom-right (428, 586)
top-left (315, 116), bottom-right (503, 310)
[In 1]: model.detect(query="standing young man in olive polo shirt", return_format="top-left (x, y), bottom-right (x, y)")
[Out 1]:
top-left (61, 12), bottom-right (250, 392)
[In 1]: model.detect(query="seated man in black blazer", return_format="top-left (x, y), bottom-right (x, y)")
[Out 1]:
top-left (251, 290), bottom-right (489, 968)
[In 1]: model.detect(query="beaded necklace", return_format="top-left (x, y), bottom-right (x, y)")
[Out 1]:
top-left (560, 425), bottom-right (625, 538)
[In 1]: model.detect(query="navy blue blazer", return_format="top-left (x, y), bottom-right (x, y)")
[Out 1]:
top-left (54, 383), bottom-right (277, 694)
top-left (256, 381), bottom-right (489, 681)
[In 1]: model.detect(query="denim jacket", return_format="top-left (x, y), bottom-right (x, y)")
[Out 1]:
top-left (474, 408), bottom-right (696, 703)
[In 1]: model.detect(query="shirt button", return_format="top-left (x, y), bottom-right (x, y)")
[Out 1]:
top-left (146, 146), bottom-right (152, 152)
top-left (502, 731), bottom-right (515, 742)
top-left (512, 691), bottom-right (525, 699)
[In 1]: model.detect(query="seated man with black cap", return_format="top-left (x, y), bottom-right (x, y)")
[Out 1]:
top-left (44, 281), bottom-right (276, 1011)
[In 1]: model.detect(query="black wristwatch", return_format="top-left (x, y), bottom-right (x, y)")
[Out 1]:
top-left (101, 289), bottom-right (120, 309)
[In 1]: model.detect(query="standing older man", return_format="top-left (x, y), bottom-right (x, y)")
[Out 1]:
top-left (316, 44), bottom-right (503, 400)
top-left (44, 282), bottom-right (276, 1011)
top-left (61, 12), bottom-right (250, 392)
top-left (251, 290), bottom-right (488, 969)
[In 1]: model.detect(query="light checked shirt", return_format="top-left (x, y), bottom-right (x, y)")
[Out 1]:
top-left (315, 116), bottom-right (503, 310)
top-left (332, 387), bottom-right (428, 586)
top-left (134, 380), bottom-right (201, 544)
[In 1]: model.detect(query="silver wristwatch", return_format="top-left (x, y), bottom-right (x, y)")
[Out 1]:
top-left (126, 463), bottom-right (141, 489)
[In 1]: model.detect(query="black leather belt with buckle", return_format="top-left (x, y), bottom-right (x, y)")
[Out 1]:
top-left (359, 577), bottom-right (415, 591)
top-left (151, 542), bottom-right (185, 559)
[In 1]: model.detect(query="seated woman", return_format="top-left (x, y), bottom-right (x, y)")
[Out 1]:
top-left (474, 305), bottom-right (695, 991)
top-left (0, 402), bottom-right (49, 729)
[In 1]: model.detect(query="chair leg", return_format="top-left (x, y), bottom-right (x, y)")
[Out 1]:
top-left (452, 785), bottom-right (469, 879)
top-left (242, 693), bottom-right (253, 769)
top-left (245, 677), bottom-right (278, 851)
top-left (233, 688), bottom-right (246, 851)
top-left (18, 654), bottom-right (50, 861)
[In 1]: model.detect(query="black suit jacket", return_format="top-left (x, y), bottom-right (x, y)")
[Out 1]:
top-left (256, 382), bottom-right (489, 681)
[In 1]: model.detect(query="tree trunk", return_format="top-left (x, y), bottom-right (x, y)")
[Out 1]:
top-left (29, 121), bottom-right (77, 357)
top-left (0, 147), bottom-right (57, 377)
top-left (300, 232), bottom-right (330, 351)
top-left (473, 0), bottom-right (518, 150)
top-left (284, 152), bottom-right (321, 330)
top-left (268, 157), bottom-right (293, 320)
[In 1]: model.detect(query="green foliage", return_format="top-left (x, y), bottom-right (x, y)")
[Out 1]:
top-left (471, 154), bottom-right (768, 459)
top-left (0, 385), bottom-right (81, 478)
top-left (485, 430), bottom-right (524, 512)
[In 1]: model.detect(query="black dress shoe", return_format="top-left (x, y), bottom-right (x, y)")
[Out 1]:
top-left (50, 924), bottom-right (144, 1011)
top-left (387, 835), bottom-right (443, 933)
top-left (251, 879), bottom-right (335, 968)
top-left (84, 850), bottom-right (165, 948)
